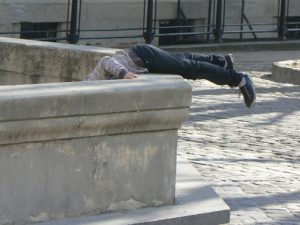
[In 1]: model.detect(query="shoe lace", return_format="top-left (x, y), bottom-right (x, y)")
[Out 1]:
top-left (239, 86), bottom-right (251, 100)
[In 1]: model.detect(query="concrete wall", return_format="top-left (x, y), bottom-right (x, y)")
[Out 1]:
top-left (0, 37), bottom-right (114, 84)
top-left (0, 37), bottom-right (192, 225)
top-left (1, 0), bottom-right (299, 46)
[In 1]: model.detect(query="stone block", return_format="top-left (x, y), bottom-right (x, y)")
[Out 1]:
top-left (38, 157), bottom-right (230, 225)
top-left (0, 37), bottom-right (192, 225)
top-left (0, 75), bottom-right (192, 224)
top-left (272, 60), bottom-right (300, 85)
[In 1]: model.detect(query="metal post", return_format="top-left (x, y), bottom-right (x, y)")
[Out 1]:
top-left (67, 0), bottom-right (79, 44)
top-left (144, 0), bottom-right (154, 44)
top-left (278, 0), bottom-right (287, 40)
top-left (214, 0), bottom-right (223, 43)
top-left (177, 0), bottom-right (181, 21)
top-left (240, 0), bottom-right (245, 40)
top-left (207, 0), bottom-right (212, 41)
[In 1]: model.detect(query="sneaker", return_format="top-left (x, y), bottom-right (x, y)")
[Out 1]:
top-left (239, 74), bottom-right (256, 108)
top-left (224, 54), bottom-right (234, 70)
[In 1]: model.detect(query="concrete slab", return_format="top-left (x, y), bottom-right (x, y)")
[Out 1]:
top-left (39, 157), bottom-right (230, 225)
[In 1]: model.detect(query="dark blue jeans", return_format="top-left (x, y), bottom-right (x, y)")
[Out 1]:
top-left (131, 44), bottom-right (243, 87)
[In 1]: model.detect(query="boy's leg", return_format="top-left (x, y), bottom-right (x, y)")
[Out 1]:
top-left (178, 58), bottom-right (243, 87)
top-left (172, 52), bottom-right (226, 68)
top-left (131, 44), bottom-right (255, 107)
top-left (131, 44), bottom-right (241, 87)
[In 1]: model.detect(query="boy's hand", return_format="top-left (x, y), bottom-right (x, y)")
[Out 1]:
top-left (124, 72), bottom-right (138, 79)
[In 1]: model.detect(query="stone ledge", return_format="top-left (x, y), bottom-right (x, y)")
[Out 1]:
top-left (39, 157), bottom-right (230, 225)
top-left (0, 108), bottom-right (189, 145)
top-left (0, 75), bottom-right (192, 146)
top-left (0, 37), bottom-right (116, 54)
top-left (0, 37), bottom-right (117, 83)
top-left (272, 60), bottom-right (300, 85)
top-left (0, 75), bottom-right (192, 122)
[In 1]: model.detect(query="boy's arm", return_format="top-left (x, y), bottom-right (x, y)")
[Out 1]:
top-left (101, 56), bottom-right (129, 79)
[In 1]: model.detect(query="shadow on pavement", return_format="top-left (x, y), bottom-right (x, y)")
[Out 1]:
top-left (189, 85), bottom-right (300, 127)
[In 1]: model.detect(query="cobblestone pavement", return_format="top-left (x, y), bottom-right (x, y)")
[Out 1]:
top-left (177, 50), bottom-right (300, 225)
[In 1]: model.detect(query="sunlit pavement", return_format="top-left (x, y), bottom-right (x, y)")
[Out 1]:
top-left (178, 50), bottom-right (300, 225)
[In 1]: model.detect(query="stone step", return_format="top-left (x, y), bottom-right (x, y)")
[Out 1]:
top-left (40, 157), bottom-right (230, 225)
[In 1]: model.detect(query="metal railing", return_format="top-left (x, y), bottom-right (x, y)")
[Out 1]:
top-left (0, 0), bottom-right (299, 45)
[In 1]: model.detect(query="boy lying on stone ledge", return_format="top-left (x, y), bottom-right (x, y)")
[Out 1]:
top-left (85, 44), bottom-right (256, 108)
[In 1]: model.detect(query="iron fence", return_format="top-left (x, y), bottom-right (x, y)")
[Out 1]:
top-left (0, 0), bottom-right (299, 45)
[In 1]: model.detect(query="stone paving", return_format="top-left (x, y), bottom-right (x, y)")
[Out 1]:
top-left (177, 50), bottom-right (300, 225)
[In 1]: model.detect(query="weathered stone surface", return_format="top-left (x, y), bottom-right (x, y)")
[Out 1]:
top-left (0, 130), bottom-right (178, 225)
top-left (0, 75), bottom-right (191, 122)
top-left (0, 107), bottom-right (189, 145)
top-left (37, 157), bottom-right (230, 225)
top-left (0, 74), bottom-right (192, 147)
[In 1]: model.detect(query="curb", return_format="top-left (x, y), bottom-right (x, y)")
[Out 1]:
top-left (161, 40), bottom-right (300, 52)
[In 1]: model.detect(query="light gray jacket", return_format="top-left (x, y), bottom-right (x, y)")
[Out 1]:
top-left (85, 49), bottom-right (148, 80)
